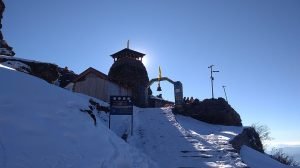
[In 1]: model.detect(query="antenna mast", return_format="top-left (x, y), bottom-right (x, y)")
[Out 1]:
top-left (208, 65), bottom-right (219, 99)
top-left (222, 85), bottom-right (228, 102)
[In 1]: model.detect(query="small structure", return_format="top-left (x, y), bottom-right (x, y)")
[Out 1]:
top-left (72, 67), bottom-right (131, 102)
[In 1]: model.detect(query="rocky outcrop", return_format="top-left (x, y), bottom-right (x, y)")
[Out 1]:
top-left (0, 0), bottom-right (14, 56)
top-left (230, 127), bottom-right (264, 153)
top-left (0, 57), bottom-right (77, 87)
top-left (178, 98), bottom-right (242, 126)
top-left (108, 58), bottom-right (149, 107)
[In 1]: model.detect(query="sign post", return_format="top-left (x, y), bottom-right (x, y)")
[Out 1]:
top-left (109, 96), bottom-right (133, 135)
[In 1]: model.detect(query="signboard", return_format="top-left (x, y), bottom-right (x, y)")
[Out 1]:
top-left (109, 96), bottom-right (133, 135)
top-left (110, 96), bottom-right (133, 115)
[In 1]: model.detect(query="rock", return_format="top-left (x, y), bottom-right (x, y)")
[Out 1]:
top-left (179, 97), bottom-right (242, 126)
top-left (0, 0), bottom-right (15, 56)
top-left (0, 57), bottom-right (77, 87)
top-left (56, 67), bottom-right (77, 87)
top-left (230, 127), bottom-right (264, 153)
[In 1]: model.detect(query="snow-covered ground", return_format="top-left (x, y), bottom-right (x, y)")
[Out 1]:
top-left (0, 63), bottom-right (293, 168)
top-left (128, 107), bottom-right (246, 167)
top-left (0, 65), bottom-right (156, 168)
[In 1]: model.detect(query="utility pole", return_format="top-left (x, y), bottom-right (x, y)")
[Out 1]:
top-left (222, 85), bottom-right (228, 102)
top-left (208, 65), bottom-right (219, 99)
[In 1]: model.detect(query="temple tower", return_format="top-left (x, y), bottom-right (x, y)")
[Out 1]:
top-left (108, 46), bottom-right (149, 107)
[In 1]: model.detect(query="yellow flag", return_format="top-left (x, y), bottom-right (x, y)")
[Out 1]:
top-left (158, 66), bottom-right (162, 79)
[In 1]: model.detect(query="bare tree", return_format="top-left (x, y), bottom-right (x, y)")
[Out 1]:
top-left (251, 123), bottom-right (273, 150)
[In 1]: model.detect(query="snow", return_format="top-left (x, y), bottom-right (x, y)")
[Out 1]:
top-left (128, 107), bottom-right (247, 168)
top-left (0, 55), bottom-right (47, 64)
top-left (240, 145), bottom-right (292, 168)
top-left (0, 63), bottom-right (292, 168)
top-left (64, 82), bottom-right (74, 91)
top-left (0, 64), bottom-right (15, 71)
top-left (0, 66), bottom-right (157, 168)
top-left (0, 60), bottom-right (31, 73)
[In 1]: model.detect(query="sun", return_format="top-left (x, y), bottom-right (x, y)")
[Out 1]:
top-left (142, 56), bottom-right (149, 67)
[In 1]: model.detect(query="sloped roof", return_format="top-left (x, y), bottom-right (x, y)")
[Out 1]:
top-left (73, 67), bottom-right (108, 82)
top-left (110, 48), bottom-right (145, 59)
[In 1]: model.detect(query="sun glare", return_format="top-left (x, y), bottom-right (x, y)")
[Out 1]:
top-left (142, 56), bottom-right (149, 67)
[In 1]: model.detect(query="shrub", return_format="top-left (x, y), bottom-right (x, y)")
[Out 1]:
top-left (270, 148), bottom-right (300, 167)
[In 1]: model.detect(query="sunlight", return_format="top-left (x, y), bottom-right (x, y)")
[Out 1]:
top-left (142, 56), bottom-right (149, 67)
top-left (134, 46), bottom-right (156, 70)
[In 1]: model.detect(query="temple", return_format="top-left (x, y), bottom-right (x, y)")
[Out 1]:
top-left (108, 46), bottom-right (149, 107)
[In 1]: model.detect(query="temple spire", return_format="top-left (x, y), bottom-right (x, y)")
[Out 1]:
top-left (111, 44), bottom-right (145, 62)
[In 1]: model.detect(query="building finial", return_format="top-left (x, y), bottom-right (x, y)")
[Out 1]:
top-left (127, 40), bottom-right (129, 49)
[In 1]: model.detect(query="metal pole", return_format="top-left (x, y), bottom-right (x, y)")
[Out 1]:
top-left (208, 65), bottom-right (219, 99)
top-left (208, 65), bottom-right (213, 99)
top-left (222, 85), bottom-right (228, 102)
top-left (109, 113), bottom-right (111, 129)
top-left (131, 113), bottom-right (133, 136)
top-left (210, 66), bottom-right (214, 99)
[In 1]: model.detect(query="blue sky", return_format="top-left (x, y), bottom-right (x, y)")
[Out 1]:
top-left (3, 0), bottom-right (300, 145)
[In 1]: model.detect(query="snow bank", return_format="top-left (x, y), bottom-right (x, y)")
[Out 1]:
top-left (0, 63), bottom-right (15, 71)
top-left (0, 66), bottom-right (157, 168)
top-left (240, 145), bottom-right (292, 168)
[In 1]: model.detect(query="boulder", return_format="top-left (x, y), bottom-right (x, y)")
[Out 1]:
top-left (179, 97), bottom-right (242, 126)
top-left (0, 0), bottom-right (15, 56)
top-left (230, 127), bottom-right (264, 153)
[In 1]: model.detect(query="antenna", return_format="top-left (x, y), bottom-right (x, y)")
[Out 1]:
top-left (208, 65), bottom-right (219, 99)
top-left (127, 40), bottom-right (130, 49)
top-left (222, 85), bottom-right (228, 102)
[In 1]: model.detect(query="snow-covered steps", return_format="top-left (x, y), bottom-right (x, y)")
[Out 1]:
top-left (129, 107), bottom-right (247, 168)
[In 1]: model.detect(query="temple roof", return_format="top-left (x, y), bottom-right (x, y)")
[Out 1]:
top-left (110, 48), bottom-right (145, 59)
